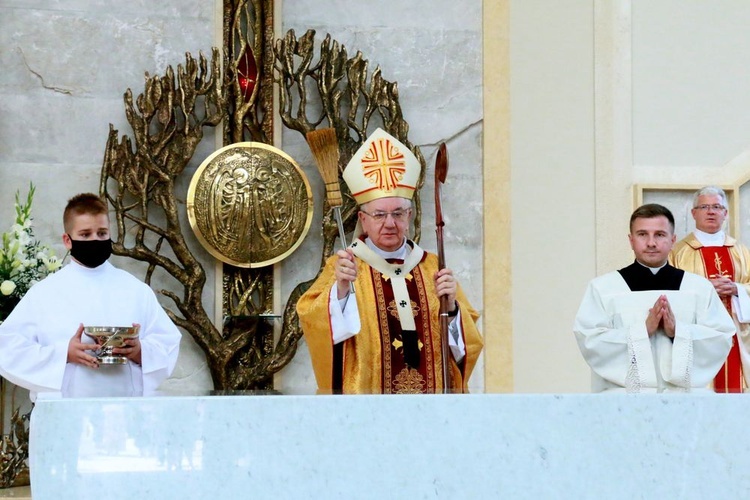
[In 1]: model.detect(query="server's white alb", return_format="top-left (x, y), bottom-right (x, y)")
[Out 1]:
top-left (0, 260), bottom-right (181, 400)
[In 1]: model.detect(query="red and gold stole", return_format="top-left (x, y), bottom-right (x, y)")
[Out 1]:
top-left (349, 238), bottom-right (443, 394)
top-left (371, 263), bottom-right (438, 394)
top-left (699, 246), bottom-right (743, 393)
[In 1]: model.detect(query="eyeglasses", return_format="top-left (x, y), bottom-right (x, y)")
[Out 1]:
top-left (693, 204), bottom-right (726, 211)
top-left (360, 208), bottom-right (411, 223)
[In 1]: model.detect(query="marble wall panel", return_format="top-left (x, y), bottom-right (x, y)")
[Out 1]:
top-left (1, 0), bottom-right (484, 395)
top-left (0, 2), bottom-right (218, 394)
top-left (277, 0), bottom-right (485, 392)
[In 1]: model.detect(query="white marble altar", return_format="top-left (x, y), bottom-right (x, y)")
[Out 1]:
top-left (29, 393), bottom-right (750, 499)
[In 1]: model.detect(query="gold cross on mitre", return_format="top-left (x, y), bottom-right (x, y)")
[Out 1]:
top-left (342, 127), bottom-right (420, 205)
top-left (361, 136), bottom-right (407, 192)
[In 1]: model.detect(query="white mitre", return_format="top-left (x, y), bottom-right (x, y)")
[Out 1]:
top-left (342, 127), bottom-right (421, 205)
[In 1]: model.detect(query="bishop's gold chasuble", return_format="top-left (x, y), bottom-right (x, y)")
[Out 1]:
top-left (297, 245), bottom-right (483, 394)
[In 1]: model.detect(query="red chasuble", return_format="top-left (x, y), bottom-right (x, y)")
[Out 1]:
top-left (699, 246), bottom-right (744, 392)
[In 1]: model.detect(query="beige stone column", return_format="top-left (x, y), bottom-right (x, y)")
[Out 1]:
top-left (483, 0), bottom-right (512, 392)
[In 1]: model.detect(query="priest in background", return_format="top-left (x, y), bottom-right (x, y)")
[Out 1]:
top-left (574, 203), bottom-right (734, 392)
top-left (297, 128), bottom-right (483, 394)
top-left (669, 186), bottom-right (750, 392)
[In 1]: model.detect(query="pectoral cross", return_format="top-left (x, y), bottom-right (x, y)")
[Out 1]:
top-left (382, 270), bottom-right (413, 282)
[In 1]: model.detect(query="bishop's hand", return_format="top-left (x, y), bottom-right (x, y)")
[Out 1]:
top-left (435, 268), bottom-right (458, 313)
top-left (335, 249), bottom-right (357, 299)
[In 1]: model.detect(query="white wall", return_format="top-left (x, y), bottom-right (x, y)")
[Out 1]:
top-left (632, 0), bottom-right (750, 169)
top-left (509, 0), bottom-right (750, 393)
top-left (510, 0), bottom-right (596, 392)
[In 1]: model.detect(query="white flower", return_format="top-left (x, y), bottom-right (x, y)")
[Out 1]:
top-left (13, 231), bottom-right (30, 248)
top-left (0, 184), bottom-right (62, 320)
top-left (45, 257), bottom-right (62, 272)
top-left (0, 280), bottom-right (16, 296)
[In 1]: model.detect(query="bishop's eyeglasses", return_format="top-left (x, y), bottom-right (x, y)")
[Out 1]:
top-left (693, 204), bottom-right (726, 211)
top-left (359, 208), bottom-right (412, 223)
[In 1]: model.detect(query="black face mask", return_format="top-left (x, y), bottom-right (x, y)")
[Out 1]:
top-left (68, 238), bottom-right (112, 268)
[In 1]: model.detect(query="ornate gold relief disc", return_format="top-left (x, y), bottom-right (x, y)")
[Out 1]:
top-left (187, 142), bottom-right (313, 267)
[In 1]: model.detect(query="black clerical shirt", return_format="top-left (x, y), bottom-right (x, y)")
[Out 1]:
top-left (618, 261), bottom-right (685, 292)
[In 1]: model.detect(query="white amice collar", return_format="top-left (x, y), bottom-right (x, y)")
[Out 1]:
top-left (636, 260), bottom-right (667, 275)
top-left (694, 229), bottom-right (725, 247)
top-left (364, 237), bottom-right (409, 260)
top-left (69, 259), bottom-right (111, 274)
top-left (351, 238), bottom-right (424, 332)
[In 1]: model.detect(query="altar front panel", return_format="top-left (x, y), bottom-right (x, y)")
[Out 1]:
top-left (30, 393), bottom-right (750, 499)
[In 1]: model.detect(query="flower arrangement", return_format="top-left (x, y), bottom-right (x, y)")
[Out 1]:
top-left (0, 184), bottom-right (63, 322)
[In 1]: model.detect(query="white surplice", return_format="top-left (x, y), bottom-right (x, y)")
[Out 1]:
top-left (574, 270), bottom-right (735, 392)
top-left (0, 260), bottom-right (181, 401)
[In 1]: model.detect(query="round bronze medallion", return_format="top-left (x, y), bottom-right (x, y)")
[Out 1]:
top-left (187, 142), bottom-right (313, 267)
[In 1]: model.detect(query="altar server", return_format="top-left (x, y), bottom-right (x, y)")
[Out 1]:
top-left (297, 128), bottom-right (483, 394)
top-left (669, 186), bottom-right (750, 392)
top-left (0, 193), bottom-right (181, 400)
top-left (574, 203), bottom-right (734, 392)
